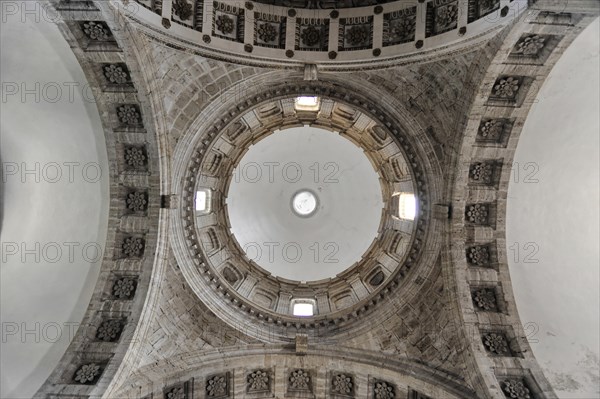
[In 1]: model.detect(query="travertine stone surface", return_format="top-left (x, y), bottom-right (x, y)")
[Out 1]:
top-left (33, 0), bottom-right (599, 398)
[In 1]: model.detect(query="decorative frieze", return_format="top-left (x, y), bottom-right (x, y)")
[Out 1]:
top-left (466, 244), bottom-right (493, 267)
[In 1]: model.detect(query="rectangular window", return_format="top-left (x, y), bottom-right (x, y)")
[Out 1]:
top-left (295, 96), bottom-right (320, 111)
top-left (292, 302), bottom-right (314, 317)
top-left (195, 189), bottom-right (211, 213)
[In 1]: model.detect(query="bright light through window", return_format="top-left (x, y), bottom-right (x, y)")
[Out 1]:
top-left (295, 96), bottom-right (320, 111)
top-left (398, 193), bottom-right (416, 220)
top-left (195, 189), bottom-right (209, 212)
top-left (293, 302), bottom-right (314, 317)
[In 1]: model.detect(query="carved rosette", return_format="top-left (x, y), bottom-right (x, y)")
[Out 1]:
top-left (257, 22), bottom-right (277, 43)
top-left (126, 191), bottom-right (148, 212)
top-left (124, 146), bottom-right (147, 169)
top-left (172, 0), bottom-right (193, 21)
top-left (166, 386), bottom-right (186, 399)
top-left (112, 277), bottom-right (137, 299)
top-left (493, 77), bottom-right (520, 98)
top-left (346, 25), bottom-right (369, 46)
top-left (206, 374), bottom-right (228, 397)
top-left (373, 380), bottom-right (395, 399)
top-left (121, 237), bottom-right (145, 258)
top-left (470, 162), bottom-right (494, 183)
top-left (482, 332), bottom-right (510, 355)
top-left (479, 119), bottom-right (504, 140)
top-left (118, 105), bottom-right (141, 126)
top-left (216, 14), bottom-right (235, 34)
top-left (502, 379), bottom-right (532, 399)
top-left (74, 363), bottom-right (101, 384)
top-left (301, 25), bottom-right (321, 47)
top-left (82, 21), bottom-right (111, 41)
top-left (472, 288), bottom-right (498, 311)
top-left (466, 204), bottom-right (489, 225)
top-left (289, 369), bottom-right (311, 391)
top-left (514, 35), bottom-right (546, 56)
top-left (96, 319), bottom-right (123, 342)
top-left (467, 245), bottom-right (491, 266)
top-left (103, 64), bottom-right (129, 85)
top-left (331, 374), bottom-right (353, 395)
top-left (247, 369), bottom-right (270, 392)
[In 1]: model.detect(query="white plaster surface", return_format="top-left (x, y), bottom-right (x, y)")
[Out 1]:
top-left (226, 126), bottom-right (384, 282)
top-left (0, 5), bottom-right (109, 398)
top-left (507, 18), bottom-right (600, 399)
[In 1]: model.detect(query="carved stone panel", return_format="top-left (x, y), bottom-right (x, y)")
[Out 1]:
top-left (288, 369), bottom-right (313, 394)
top-left (475, 118), bottom-right (514, 147)
top-left (507, 34), bottom-right (562, 65)
top-left (296, 18), bottom-right (330, 51)
top-left (486, 75), bottom-right (534, 107)
top-left (206, 372), bottom-right (230, 398)
top-left (467, 0), bottom-right (501, 23)
top-left (73, 363), bottom-right (103, 385)
top-left (112, 276), bottom-right (138, 300)
top-left (213, 2), bottom-right (245, 43)
top-left (247, 369), bottom-right (271, 394)
top-left (426, 0), bottom-right (459, 37)
top-left (95, 319), bottom-right (124, 342)
top-left (254, 13), bottom-right (287, 49)
top-left (382, 7), bottom-right (417, 47)
top-left (330, 373), bottom-right (354, 397)
top-left (372, 379), bottom-right (395, 399)
top-left (339, 16), bottom-right (373, 51)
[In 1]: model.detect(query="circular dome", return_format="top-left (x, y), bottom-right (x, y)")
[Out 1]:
top-left (226, 126), bottom-right (384, 282)
top-left (172, 85), bottom-right (435, 340)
